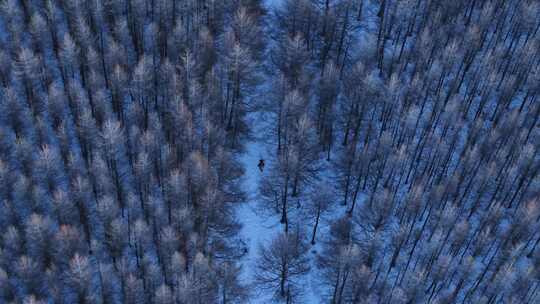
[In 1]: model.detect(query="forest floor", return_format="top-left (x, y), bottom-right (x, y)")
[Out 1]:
top-left (236, 110), bottom-right (323, 303)
top-left (235, 120), bottom-right (276, 303)
top-left (236, 1), bottom-right (340, 302)
top-left (236, 108), bottom-right (332, 303)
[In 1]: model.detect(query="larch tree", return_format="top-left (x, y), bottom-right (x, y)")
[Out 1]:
top-left (254, 231), bottom-right (311, 303)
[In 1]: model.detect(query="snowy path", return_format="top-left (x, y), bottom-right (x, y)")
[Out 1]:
top-left (237, 2), bottom-right (284, 299)
top-left (234, 108), bottom-right (366, 303)
top-left (236, 114), bottom-right (323, 303)
top-left (236, 1), bottom-right (324, 302)
top-left (235, 111), bottom-right (278, 303)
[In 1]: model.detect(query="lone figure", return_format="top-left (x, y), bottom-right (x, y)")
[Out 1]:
top-left (258, 159), bottom-right (265, 172)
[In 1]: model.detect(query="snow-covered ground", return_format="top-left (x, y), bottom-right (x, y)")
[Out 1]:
top-left (235, 138), bottom-right (276, 303)
top-left (264, 0), bottom-right (282, 9)
top-left (235, 115), bottom-right (273, 274)
top-left (235, 108), bottom-right (278, 302)
top-left (235, 109), bottom-right (364, 303)
top-left (236, 110), bottom-right (323, 303)
top-left (236, 1), bottom-right (358, 302)
top-left (238, 1), bottom-right (336, 297)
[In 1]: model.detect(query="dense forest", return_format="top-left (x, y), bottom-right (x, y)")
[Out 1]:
top-left (0, 0), bottom-right (538, 303)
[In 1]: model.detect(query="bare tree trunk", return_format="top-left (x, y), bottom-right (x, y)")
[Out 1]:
top-left (311, 205), bottom-right (321, 244)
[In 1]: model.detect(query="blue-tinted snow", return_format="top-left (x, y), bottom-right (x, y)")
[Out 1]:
top-left (236, 109), bottom-right (324, 303)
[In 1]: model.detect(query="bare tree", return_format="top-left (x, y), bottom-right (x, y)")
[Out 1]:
top-left (254, 231), bottom-right (311, 302)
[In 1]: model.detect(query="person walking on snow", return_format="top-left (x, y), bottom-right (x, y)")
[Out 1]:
top-left (258, 159), bottom-right (265, 172)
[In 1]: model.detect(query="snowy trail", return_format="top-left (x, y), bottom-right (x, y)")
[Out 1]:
top-left (236, 1), bottom-right (284, 298)
top-left (236, 134), bottom-right (274, 272)
top-left (236, 118), bottom-right (323, 304)
top-left (235, 111), bottom-right (278, 303)
top-left (236, 121), bottom-right (321, 303)
top-left (236, 1), bottom-right (324, 302)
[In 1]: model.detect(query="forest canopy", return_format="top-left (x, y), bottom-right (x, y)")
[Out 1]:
top-left (0, 0), bottom-right (538, 303)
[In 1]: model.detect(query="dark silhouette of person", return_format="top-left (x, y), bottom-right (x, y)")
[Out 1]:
top-left (258, 159), bottom-right (265, 172)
